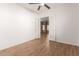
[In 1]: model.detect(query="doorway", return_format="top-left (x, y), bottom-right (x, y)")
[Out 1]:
top-left (40, 17), bottom-right (49, 37)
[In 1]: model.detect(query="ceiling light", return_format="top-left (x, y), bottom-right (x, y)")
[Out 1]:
top-left (40, 3), bottom-right (44, 6)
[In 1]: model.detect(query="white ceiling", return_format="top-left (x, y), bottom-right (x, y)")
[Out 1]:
top-left (18, 3), bottom-right (79, 13)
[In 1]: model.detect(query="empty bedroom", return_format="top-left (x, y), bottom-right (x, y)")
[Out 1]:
top-left (0, 3), bottom-right (79, 56)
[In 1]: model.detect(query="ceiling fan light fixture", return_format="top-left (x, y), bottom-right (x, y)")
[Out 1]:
top-left (40, 3), bottom-right (44, 6)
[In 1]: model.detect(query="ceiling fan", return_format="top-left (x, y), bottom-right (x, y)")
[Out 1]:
top-left (29, 3), bottom-right (50, 11)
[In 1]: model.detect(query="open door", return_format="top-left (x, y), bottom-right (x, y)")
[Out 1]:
top-left (40, 17), bottom-right (49, 38)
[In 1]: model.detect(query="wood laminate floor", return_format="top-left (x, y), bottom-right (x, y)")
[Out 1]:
top-left (0, 33), bottom-right (79, 56)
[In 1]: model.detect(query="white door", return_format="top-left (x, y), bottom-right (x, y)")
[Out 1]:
top-left (48, 15), bottom-right (55, 41)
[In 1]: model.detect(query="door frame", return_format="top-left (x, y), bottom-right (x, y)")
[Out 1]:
top-left (48, 15), bottom-right (55, 41)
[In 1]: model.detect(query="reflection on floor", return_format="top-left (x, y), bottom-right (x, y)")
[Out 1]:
top-left (0, 33), bottom-right (79, 56)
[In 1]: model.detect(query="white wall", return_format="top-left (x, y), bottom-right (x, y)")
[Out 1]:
top-left (38, 4), bottom-right (79, 46)
top-left (0, 3), bottom-right (39, 50)
top-left (55, 6), bottom-right (78, 46)
top-left (76, 6), bottom-right (79, 46)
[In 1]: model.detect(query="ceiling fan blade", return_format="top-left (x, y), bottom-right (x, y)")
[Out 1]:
top-left (37, 6), bottom-right (41, 11)
top-left (44, 4), bottom-right (50, 9)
